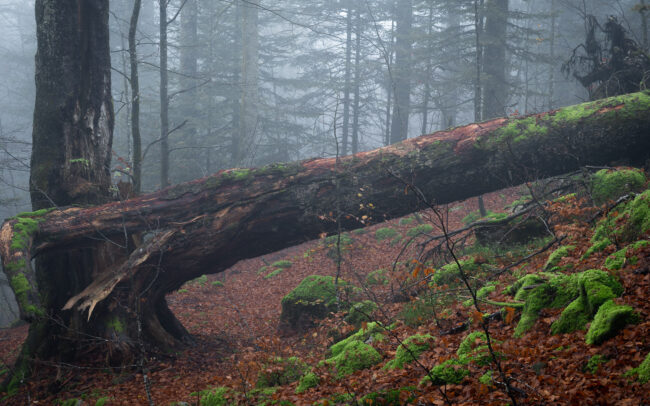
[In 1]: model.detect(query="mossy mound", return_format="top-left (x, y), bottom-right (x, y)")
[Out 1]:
top-left (551, 270), bottom-right (623, 335)
top-left (375, 227), bottom-right (399, 242)
top-left (344, 300), bottom-right (377, 327)
top-left (195, 387), bottom-right (232, 406)
top-left (323, 340), bottom-right (382, 378)
top-left (420, 358), bottom-right (470, 386)
top-left (587, 190), bottom-right (650, 258)
top-left (330, 322), bottom-right (385, 357)
top-left (585, 300), bottom-right (640, 345)
top-left (256, 357), bottom-right (308, 388)
top-left (463, 282), bottom-right (497, 307)
top-left (384, 334), bottom-right (434, 370)
top-left (457, 331), bottom-right (501, 366)
top-left (544, 245), bottom-right (576, 271)
top-left (406, 224), bottom-right (434, 238)
top-left (280, 275), bottom-right (352, 331)
top-left (511, 269), bottom-right (622, 337)
top-left (295, 372), bottom-right (319, 394)
top-left (431, 258), bottom-right (481, 288)
top-left (591, 168), bottom-right (646, 205)
top-left (604, 240), bottom-right (648, 270)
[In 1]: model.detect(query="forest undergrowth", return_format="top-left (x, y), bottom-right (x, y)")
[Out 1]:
top-left (1, 169), bottom-right (649, 405)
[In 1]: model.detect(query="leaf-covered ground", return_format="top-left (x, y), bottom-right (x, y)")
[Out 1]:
top-left (1, 174), bottom-right (649, 405)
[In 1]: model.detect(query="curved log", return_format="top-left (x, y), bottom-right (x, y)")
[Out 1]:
top-left (1, 91), bottom-right (650, 362)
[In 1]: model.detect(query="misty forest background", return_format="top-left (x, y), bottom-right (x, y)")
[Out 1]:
top-left (0, 0), bottom-right (648, 323)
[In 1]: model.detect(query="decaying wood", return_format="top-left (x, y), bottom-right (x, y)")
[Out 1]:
top-left (2, 91), bottom-right (650, 353)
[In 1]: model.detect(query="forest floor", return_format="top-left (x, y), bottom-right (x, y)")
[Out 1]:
top-left (1, 174), bottom-right (649, 405)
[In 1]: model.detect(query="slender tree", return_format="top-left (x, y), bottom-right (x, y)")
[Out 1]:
top-left (389, 0), bottom-right (414, 144)
top-left (481, 0), bottom-right (509, 119)
top-left (130, 0), bottom-right (143, 194)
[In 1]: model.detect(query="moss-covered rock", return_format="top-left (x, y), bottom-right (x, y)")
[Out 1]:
top-left (588, 190), bottom-right (650, 257)
top-left (279, 275), bottom-right (351, 330)
top-left (551, 269), bottom-right (622, 335)
top-left (295, 372), bottom-right (319, 394)
top-left (344, 300), bottom-right (377, 327)
top-left (544, 245), bottom-right (576, 271)
top-left (585, 300), bottom-right (640, 345)
top-left (420, 358), bottom-right (470, 386)
top-left (330, 322), bottom-right (385, 357)
top-left (591, 168), bottom-right (646, 205)
top-left (457, 331), bottom-right (501, 366)
top-left (256, 357), bottom-right (308, 388)
top-left (323, 340), bottom-right (382, 378)
top-left (384, 334), bottom-right (434, 370)
top-left (431, 258), bottom-right (480, 288)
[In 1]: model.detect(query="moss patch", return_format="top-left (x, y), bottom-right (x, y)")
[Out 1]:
top-left (330, 322), bottom-right (385, 357)
top-left (375, 227), bottom-right (399, 242)
top-left (384, 334), bottom-right (434, 370)
top-left (431, 258), bottom-right (480, 288)
top-left (366, 268), bottom-right (389, 286)
top-left (405, 224), bottom-right (434, 238)
top-left (295, 372), bottom-right (319, 394)
top-left (271, 260), bottom-right (293, 269)
top-left (551, 269), bottom-right (622, 335)
top-left (420, 358), bottom-right (470, 386)
top-left (544, 245), bottom-right (576, 271)
top-left (280, 275), bottom-right (351, 329)
top-left (583, 354), bottom-right (607, 374)
top-left (585, 300), bottom-right (640, 345)
top-left (323, 340), bottom-right (382, 378)
top-left (591, 168), bottom-right (646, 205)
top-left (344, 300), bottom-right (377, 327)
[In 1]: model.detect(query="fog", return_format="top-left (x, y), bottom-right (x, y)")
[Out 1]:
top-left (0, 0), bottom-right (648, 218)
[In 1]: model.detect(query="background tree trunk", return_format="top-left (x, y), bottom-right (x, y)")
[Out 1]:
top-left (130, 0), bottom-right (143, 195)
top-left (3, 92), bottom-right (649, 384)
top-left (389, 0), bottom-right (413, 144)
top-left (482, 0), bottom-right (509, 120)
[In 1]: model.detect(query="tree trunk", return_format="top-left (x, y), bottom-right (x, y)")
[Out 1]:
top-left (342, 2), bottom-right (354, 156)
top-left (482, 0), bottom-right (508, 120)
top-left (389, 0), bottom-right (413, 144)
top-left (351, 6), bottom-right (362, 155)
top-left (3, 92), bottom-right (650, 387)
top-left (234, 0), bottom-right (259, 167)
top-left (130, 0), bottom-right (143, 195)
top-left (159, 0), bottom-right (170, 188)
top-left (6, 0), bottom-right (117, 395)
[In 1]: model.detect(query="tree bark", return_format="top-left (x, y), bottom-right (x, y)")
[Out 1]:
top-left (159, 0), bottom-right (170, 188)
top-left (130, 0), bottom-right (143, 195)
top-left (3, 92), bottom-right (650, 383)
top-left (482, 0), bottom-right (508, 120)
top-left (342, 2), bottom-right (353, 156)
top-left (389, 0), bottom-right (413, 144)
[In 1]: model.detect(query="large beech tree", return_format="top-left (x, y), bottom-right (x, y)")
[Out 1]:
top-left (2, 91), bottom-right (650, 391)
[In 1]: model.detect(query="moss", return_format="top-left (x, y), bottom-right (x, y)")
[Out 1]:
top-left (399, 217), bottom-right (415, 226)
top-left (585, 300), bottom-right (640, 345)
top-left (323, 340), bottom-right (382, 378)
top-left (211, 280), bottom-right (224, 287)
top-left (264, 269), bottom-right (282, 279)
top-left (271, 260), bottom-right (293, 269)
top-left (405, 224), bottom-right (434, 238)
top-left (366, 268), bottom-right (388, 286)
top-left (590, 190), bottom-right (650, 251)
top-left (196, 387), bottom-right (231, 406)
top-left (375, 227), bottom-right (399, 242)
top-left (94, 397), bottom-right (109, 406)
top-left (462, 210), bottom-right (509, 226)
top-left (258, 265), bottom-right (268, 275)
top-left (177, 289), bottom-right (188, 294)
top-left (191, 274), bottom-right (208, 286)
top-left (60, 399), bottom-right (82, 406)
top-left (582, 238), bottom-right (612, 259)
top-left (384, 334), bottom-right (434, 370)
top-left (479, 370), bottom-right (494, 386)
top-left (431, 258), bottom-right (480, 288)
top-left (636, 352), bottom-right (650, 383)
top-left (295, 372), bottom-right (319, 394)
top-left (513, 273), bottom-right (580, 337)
top-left (591, 168), bottom-right (646, 205)
top-left (330, 322), bottom-right (385, 357)
top-left (10, 217), bottom-right (41, 251)
top-left (551, 269), bottom-right (622, 335)
top-left (280, 276), bottom-right (351, 328)
top-left (360, 387), bottom-right (417, 404)
top-left (256, 357), bottom-right (308, 388)
top-left (352, 228), bottom-right (368, 235)
top-left (507, 273), bottom-right (546, 300)
top-left (604, 248), bottom-right (627, 271)
top-left (544, 245), bottom-right (576, 271)
top-left (106, 317), bottom-right (125, 334)
top-left (464, 282), bottom-right (497, 307)
top-left (456, 331), bottom-right (499, 366)
top-left (457, 331), bottom-right (487, 358)
top-left (344, 300), bottom-right (377, 326)
top-left (420, 358), bottom-right (470, 386)
top-left (583, 354), bottom-right (607, 374)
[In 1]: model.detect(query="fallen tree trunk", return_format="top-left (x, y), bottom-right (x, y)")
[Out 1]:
top-left (2, 91), bottom-right (650, 374)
